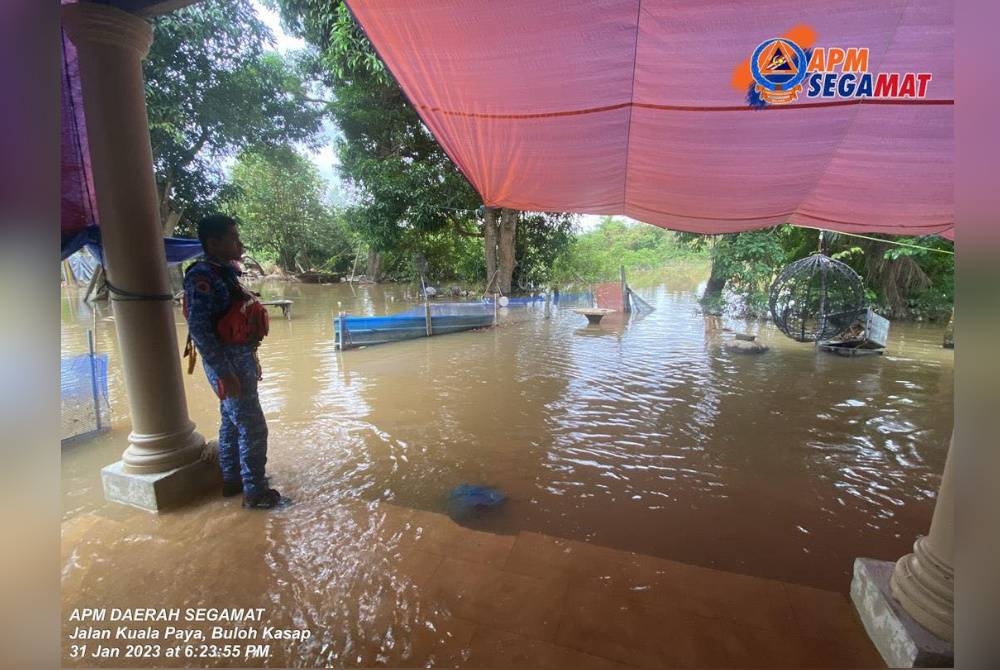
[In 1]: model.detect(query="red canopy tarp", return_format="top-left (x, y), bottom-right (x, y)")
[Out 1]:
top-left (345, 0), bottom-right (953, 236)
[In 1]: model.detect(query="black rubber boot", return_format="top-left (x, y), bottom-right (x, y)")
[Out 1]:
top-left (222, 481), bottom-right (243, 497)
top-left (242, 488), bottom-right (283, 509)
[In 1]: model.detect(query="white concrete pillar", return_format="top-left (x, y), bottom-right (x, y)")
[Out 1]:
top-left (851, 435), bottom-right (954, 666)
top-left (62, 2), bottom-right (204, 475)
top-left (891, 440), bottom-right (954, 641)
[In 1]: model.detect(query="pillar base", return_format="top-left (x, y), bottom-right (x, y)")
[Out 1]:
top-left (850, 558), bottom-right (953, 668)
top-left (102, 442), bottom-right (221, 512)
top-left (122, 426), bottom-right (206, 474)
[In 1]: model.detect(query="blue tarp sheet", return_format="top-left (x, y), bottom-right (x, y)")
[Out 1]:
top-left (65, 246), bottom-right (99, 284)
top-left (61, 224), bottom-right (203, 265)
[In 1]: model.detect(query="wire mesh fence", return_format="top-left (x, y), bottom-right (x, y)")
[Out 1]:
top-left (61, 330), bottom-right (109, 443)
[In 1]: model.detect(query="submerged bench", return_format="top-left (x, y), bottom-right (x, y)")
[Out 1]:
top-left (261, 300), bottom-right (293, 319)
top-left (173, 293), bottom-right (294, 319)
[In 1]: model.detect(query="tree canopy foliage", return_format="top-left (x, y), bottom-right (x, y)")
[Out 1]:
top-left (829, 233), bottom-right (954, 320)
top-left (271, 0), bottom-right (481, 256)
top-left (145, 0), bottom-right (325, 234)
top-left (227, 146), bottom-right (354, 273)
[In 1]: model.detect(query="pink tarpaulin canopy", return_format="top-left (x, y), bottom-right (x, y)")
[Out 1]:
top-left (345, 0), bottom-right (954, 237)
top-left (61, 24), bottom-right (98, 239)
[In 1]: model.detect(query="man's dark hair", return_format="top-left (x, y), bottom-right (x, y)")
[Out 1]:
top-left (197, 214), bottom-right (238, 247)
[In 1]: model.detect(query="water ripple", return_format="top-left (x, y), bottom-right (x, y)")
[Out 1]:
top-left (60, 281), bottom-right (953, 595)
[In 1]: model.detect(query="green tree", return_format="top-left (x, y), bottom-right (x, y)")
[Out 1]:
top-left (676, 228), bottom-right (786, 316)
top-left (512, 213), bottom-right (577, 290)
top-left (227, 147), bottom-right (352, 272)
top-left (411, 227), bottom-right (484, 284)
top-left (270, 1), bottom-right (481, 280)
top-left (273, 0), bottom-right (574, 291)
top-left (144, 0), bottom-right (325, 234)
top-left (828, 233), bottom-right (953, 320)
top-left (708, 230), bottom-right (786, 316)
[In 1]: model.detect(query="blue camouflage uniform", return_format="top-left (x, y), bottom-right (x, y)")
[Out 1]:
top-left (183, 258), bottom-right (269, 497)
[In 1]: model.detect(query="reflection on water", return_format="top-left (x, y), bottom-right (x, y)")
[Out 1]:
top-left (62, 278), bottom-right (953, 599)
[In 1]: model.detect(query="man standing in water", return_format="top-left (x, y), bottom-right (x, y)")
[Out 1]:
top-left (183, 215), bottom-right (283, 509)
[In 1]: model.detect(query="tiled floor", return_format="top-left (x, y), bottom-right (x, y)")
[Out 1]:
top-left (61, 498), bottom-right (886, 667)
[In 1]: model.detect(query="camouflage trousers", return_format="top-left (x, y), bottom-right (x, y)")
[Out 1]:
top-left (204, 349), bottom-right (268, 497)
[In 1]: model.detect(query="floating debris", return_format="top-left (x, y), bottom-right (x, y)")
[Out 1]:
top-left (724, 337), bottom-right (769, 354)
top-left (447, 483), bottom-right (506, 520)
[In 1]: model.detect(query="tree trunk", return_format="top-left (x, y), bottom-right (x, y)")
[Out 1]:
top-left (163, 210), bottom-right (183, 237)
top-left (943, 308), bottom-right (954, 349)
top-left (367, 250), bottom-right (383, 282)
top-left (158, 169), bottom-right (173, 229)
top-left (243, 255), bottom-right (266, 276)
top-left (700, 259), bottom-right (727, 314)
top-left (483, 206), bottom-right (498, 290)
top-left (498, 207), bottom-right (517, 294)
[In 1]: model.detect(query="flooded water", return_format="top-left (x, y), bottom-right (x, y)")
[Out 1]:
top-left (61, 274), bottom-right (952, 619)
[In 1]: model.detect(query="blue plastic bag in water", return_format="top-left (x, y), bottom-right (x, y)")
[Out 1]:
top-left (447, 483), bottom-right (506, 519)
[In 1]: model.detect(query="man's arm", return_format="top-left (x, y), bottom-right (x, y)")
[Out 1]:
top-left (183, 269), bottom-right (233, 376)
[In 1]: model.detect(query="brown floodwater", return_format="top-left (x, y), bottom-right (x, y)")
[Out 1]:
top-left (61, 275), bottom-right (952, 641)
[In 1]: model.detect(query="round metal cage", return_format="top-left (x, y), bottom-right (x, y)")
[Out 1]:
top-left (769, 253), bottom-right (866, 342)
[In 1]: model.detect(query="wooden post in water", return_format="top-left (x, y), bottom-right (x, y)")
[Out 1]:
top-left (493, 292), bottom-right (499, 327)
top-left (88, 330), bottom-right (102, 432)
top-left (425, 301), bottom-right (433, 336)
top-left (620, 265), bottom-right (631, 313)
top-left (816, 232), bottom-right (828, 346)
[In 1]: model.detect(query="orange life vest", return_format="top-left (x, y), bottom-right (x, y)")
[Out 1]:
top-left (183, 263), bottom-right (269, 346)
top-left (216, 292), bottom-right (269, 345)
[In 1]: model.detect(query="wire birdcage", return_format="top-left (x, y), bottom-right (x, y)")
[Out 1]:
top-left (769, 253), bottom-right (866, 342)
